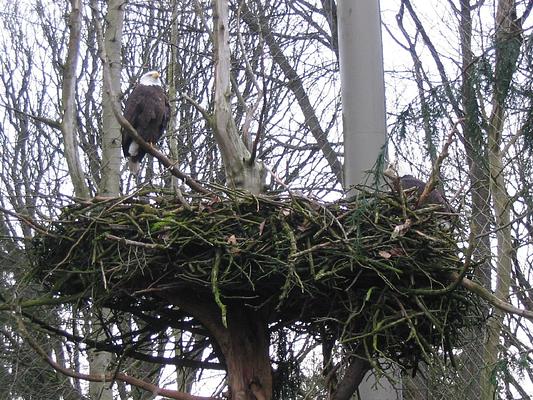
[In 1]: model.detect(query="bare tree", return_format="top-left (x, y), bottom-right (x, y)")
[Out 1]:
top-left (3, 1), bottom-right (533, 400)
top-left (385, 0), bottom-right (533, 398)
top-left (61, 0), bottom-right (91, 199)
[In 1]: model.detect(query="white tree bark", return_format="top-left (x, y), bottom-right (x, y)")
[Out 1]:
top-left (88, 327), bottom-right (113, 400)
top-left (167, 0), bottom-right (181, 194)
top-left (98, 0), bottom-right (124, 197)
top-left (61, 0), bottom-right (90, 199)
top-left (90, 1), bottom-right (124, 398)
top-left (212, 0), bottom-right (264, 193)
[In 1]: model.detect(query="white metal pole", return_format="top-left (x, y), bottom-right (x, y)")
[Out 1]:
top-left (339, 0), bottom-right (387, 190)
top-left (338, 1), bottom-right (400, 398)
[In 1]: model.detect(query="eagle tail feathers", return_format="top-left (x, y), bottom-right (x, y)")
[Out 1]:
top-left (128, 158), bottom-right (141, 175)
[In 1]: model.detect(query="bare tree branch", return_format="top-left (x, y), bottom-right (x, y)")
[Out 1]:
top-left (450, 272), bottom-right (533, 320)
top-left (90, 3), bottom-right (212, 196)
top-left (61, 0), bottom-right (90, 199)
top-left (1, 105), bottom-right (61, 130)
top-left (14, 315), bottom-right (220, 400)
top-left (241, 2), bottom-right (344, 184)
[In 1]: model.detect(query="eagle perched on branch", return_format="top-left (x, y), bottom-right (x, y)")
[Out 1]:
top-left (122, 70), bottom-right (170, 174)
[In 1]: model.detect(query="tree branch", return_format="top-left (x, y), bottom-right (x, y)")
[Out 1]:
top-left (1, 105), bottom-right (61, 130)
top-left (180, 92), bottom-right (214, 126)
top-left (0, 295), bottom-right (83, 311)
top-left (417, 120), bottom-right (461, 207)
top-left (0, 206), bottom-right (49, 236)
top-left (241, 2), bottom-right (343, 184)
top-left (236, 3), bottom-right (264, 156)
top-left (15, 315), bottom-right (219, 400)
top-left (519, 0), bottom-right (533, 28)
top-left (61, 0), bottom-right (90, 199)
top-left (20, 309), bottom-right (225, 371)
top-left (90, 3), bottom-right (212, 196)
top-left (449, 272), bottom-right (533, 320)
top-left (401, 0), bottom-right (461, 116)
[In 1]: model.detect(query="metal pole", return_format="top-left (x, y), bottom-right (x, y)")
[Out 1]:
top-left (339, 0), bottom-right (387, 190)
top-left (338, 1), bottom-right (400, 398)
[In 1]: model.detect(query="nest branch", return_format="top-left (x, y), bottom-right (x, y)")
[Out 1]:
top-left (31, 186), bottom-right (483, 370)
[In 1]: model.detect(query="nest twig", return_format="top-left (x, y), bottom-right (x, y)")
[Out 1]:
top-left (31, 186), bottom-right (481, 370)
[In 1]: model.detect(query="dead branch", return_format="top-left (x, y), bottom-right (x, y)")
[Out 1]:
top-left (417, 119), bottom-right (462, 207)
top-left (90, 3), bottom-right (212, 196)
top-left (15, 314), bottom-right (220, 400)
top-left (450, 271), bottom-right (533, 320)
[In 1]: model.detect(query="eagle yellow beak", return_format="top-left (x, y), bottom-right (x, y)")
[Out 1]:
top-left (152, 71), bottom-right (161, 78)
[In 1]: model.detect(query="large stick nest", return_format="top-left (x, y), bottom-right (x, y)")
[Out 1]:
top-left (31, 187), bottom-right (481, 370)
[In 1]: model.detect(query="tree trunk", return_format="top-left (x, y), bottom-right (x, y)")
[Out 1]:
top-left (330, 358), bottom-right (370, 400)
top-left (458, 1), bottom-right (493, 397)
top-left (166, 0), bottom-right (181, 193)
top-left (90, 1), bottom-right (124, 398)
top-left (61, 0), bottom-right (90, 199)
top-left (163, 292), bottom-right (273, 400)
top-left (212, 0), bottom-right (264, 193)
top-left (207, 2), bottom-right (273, 394)
top-left (98, 0), bottom-right (124, 196)
top-left (87, 308), bottom-right (113, 400)
top-left (219, 310), bottom-right (272, 400)
top-left (481, 2), bottom-right (520, 398)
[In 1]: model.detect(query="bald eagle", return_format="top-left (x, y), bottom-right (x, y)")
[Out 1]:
top-left (122, 70), bottom-right (170, 174)
top-left (399, 174), bottom-right (450, 211)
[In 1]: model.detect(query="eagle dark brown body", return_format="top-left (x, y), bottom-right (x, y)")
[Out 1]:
top-left (400, 174), bottom-right (450, 211)
top-left (122, 71), bottom-right (170, 174)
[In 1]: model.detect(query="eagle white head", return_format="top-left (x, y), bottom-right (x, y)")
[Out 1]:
top-left (139, 70), bottom-right (163, 87)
